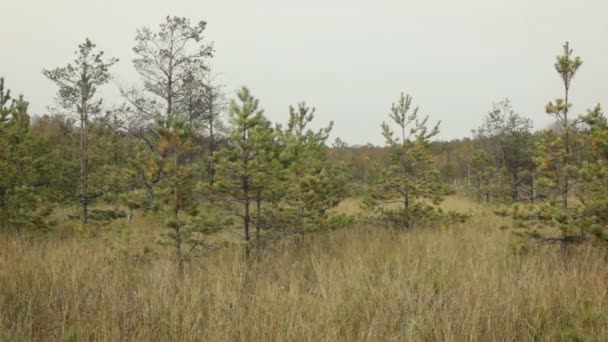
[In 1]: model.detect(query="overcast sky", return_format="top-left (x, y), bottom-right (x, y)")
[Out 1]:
top-left (2, 0), bottom-right (607, 145)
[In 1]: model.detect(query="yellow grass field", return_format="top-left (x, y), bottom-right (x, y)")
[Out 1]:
top-left (1, 197), bottom-right (607, 341)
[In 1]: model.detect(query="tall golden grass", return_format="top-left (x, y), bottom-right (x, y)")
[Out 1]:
top-left (1, 198), bottom-right (607, 341)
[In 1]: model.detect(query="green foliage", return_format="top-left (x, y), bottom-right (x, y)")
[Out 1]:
top-left (127, 114), bottom-right (227, 268)
top-left (43, 38), bottom-right (118, 226)
top-left (0, 79), bottom-right (54, 231)
top-left (30, 114), bottom-right (80, 204)
top-left (211, 91), bottom-right (351, 249)
top-left (42, 39), bottom-right (118, 117)
top-left (212, 87), bottom-right (277, 247)
top-left (470, 150), bottom-right (497, 203)
top-left (576, 105), bottom-right (608, 241)
top-left (533, 128), bottom-right (581, 202)
top-left (275, 102), bottom-right (350, 237)
top-left (365, 92), bottom-right (463, 230)
top-left (472, 100), bottom-right (535, 202)
top-left (132, 16), bottom-right (214, 118)
top-left (507, 43), bottom-right (608, 245)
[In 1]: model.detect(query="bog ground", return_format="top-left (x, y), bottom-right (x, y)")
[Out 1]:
top-left (1, 198), bottom-right (607, 341)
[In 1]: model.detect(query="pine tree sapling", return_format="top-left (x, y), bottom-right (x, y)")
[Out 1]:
top-left (277, 102), bottom-right (350, 239)
top-left (126, 114), bottom-right (226, 270)
top-left (365, 93), bottom-right (467, 230)
top-left (212, 87), bottom-right (274, 253)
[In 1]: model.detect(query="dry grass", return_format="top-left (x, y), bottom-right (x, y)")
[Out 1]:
top-left (1, 198), bottom-right (608, 341)
top-left (333, 194), bottom-right (481, 215)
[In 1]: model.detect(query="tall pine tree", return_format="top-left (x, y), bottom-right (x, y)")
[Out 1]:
top-left (43, 39), bottom-right (118, 226)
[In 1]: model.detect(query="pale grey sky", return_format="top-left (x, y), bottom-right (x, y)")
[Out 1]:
top-left (2, 0), bottom-right (607, 145)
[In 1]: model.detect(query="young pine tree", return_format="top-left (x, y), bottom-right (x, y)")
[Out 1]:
top-left (506, 43), bottom-right (601, 245)
top-left (212, 87), bottom-right (277, 253)
top-left (365, 93), bottom-right (462, 230)
top-left (0, 79), bottom-right (53, 231)
top-left (544, 42), bottom-right (583, 209)
top-left (43, 39), bottom-right (118, 226)
top-left (277, 103), bottom-right (350, 238)
top-left (126, 114), bottom-right (224, 271)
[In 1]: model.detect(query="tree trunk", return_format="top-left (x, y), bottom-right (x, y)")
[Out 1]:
top-left (207, 116), bottom-right (216, 184)
top-left (255, 192), bottom-right (262, 248)
top-left (563, 85), bottom-right (570, 209)
top-left (511, 175), bottom-right (519, 202)
top-left (485, 179), bottom-right (490, 203)
top-left (174, 152), bottom-right (184, 274)
top-left (531, 170), bottom-right (537, 204)
top-left (244, 198), bottom-right (251, 258)
top-left (80, 97), bottom-right (89, 226)
top-left (404, 193), bottom-right (410, 230)
top-left (166, 55), bottom-right (174, 118)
